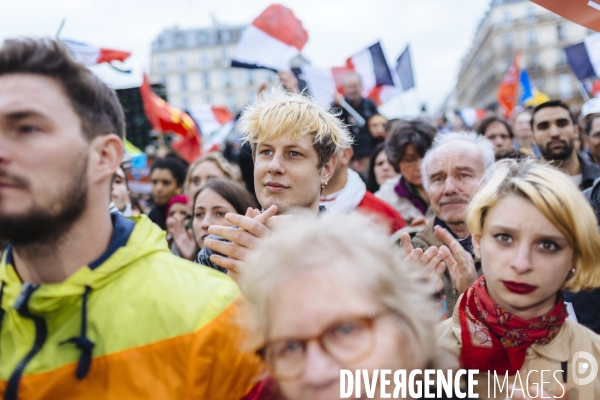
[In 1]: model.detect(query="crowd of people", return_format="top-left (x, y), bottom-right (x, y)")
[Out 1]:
top-left (1, 37), bottom-right (600, 400)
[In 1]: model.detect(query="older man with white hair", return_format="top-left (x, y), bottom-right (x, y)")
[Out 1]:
top-left (400, 132), bottom-right (495, 315)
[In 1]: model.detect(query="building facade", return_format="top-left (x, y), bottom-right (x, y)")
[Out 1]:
top-left (150, 25), bottom-right (276, 113)
top-left (455, 0), bottom-right (591, 110)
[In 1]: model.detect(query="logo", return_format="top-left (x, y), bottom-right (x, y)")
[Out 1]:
top-left (572, 351), bottom-right (598, 386)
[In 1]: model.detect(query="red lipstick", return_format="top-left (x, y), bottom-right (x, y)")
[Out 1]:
top-left (502, 281), bottom-right (538, 294)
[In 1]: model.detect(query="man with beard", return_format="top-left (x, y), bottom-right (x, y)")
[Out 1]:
top-left (0, 38), bottom-right (263, 400)
top-left (400, 132), bottom-right (495, 316)
top-left (531, 100), bottom-right (600, 190)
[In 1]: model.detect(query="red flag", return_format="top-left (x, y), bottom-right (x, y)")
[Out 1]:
top-left (139, 75), bottom-right (202, 163)
top-left (531, 0), bottom-right (600, 32)
top-left (497, 52), bottom-right (521, 118)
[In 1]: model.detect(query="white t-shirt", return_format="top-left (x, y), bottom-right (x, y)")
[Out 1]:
top-left (570, 173), bottom-right (583, 187)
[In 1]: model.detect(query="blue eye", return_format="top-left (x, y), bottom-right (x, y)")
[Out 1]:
top-left (19, 125), bottom-right (40, 134)
top-left (280, 340), bottom-right (303, 356)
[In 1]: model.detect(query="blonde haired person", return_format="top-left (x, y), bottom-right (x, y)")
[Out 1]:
top-left (185, 152), bottom-right (236, 196)
top-left (438, 159), bottom-right (600, 399)
top-left (199, 87), bottom-right (352, 275)
top-left (240, 212), bottom-right (454, 400)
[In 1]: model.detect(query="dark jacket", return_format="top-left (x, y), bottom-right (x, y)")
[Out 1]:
top-left (578, 152), bottom-right (600, 190)
top-left (337, 97), bottom-right (378, 156)
top-left (148, 204), bottom-right (167, 230)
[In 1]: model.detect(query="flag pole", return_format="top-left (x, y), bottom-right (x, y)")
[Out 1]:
top-left (297, 73), bottom-right (366, 127)
top-left (576, 79), bottom-right (591, 102)
top-left (55, 19), bottom-right (66, 39)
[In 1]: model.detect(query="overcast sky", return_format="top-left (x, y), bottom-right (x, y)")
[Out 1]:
top-left (0, 0), bottom-right (491, 115)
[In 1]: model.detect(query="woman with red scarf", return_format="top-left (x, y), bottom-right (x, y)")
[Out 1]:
top-left (438, 159), bottom-right (600, 399)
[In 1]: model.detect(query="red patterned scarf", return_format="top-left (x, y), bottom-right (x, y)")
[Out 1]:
top-left (459, 276), bottom-right (568, 375)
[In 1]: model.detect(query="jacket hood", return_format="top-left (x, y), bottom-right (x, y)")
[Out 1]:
top-left (0, 213), bottom-right (168, 315)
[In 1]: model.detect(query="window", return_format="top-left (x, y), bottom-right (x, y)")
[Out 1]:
top-left (158, 57), bottom-right (168, 72)
top-left (203, 72), bottom-right (211, 89)
top-left (176, 35), bottom-right (185, 47)
top-left (178, 56), bottom-right (186, 70)
top-left (502, 11), bottom-right (512, 27)
top-left (220, 30), bottom-right (231, 43)
top-left (180, 75), bottom-right (188, 92)
top-left (205, 95), bottom-right (212, 105)
top-left (526, 6), bottom-right (536, 22)
top-left (200, 51), bottom-right (211, 69)
top-left (221, 48), bottom-right (229, 64)
top-left (503, 33), bottom-right (514, 49)
top-left (527, 29), bottom-right (538, 46)
top-left (557, 24), bottom-right (567, 41)
top-left (557, 50), bottom-right (568, 68)
top-left (558, 74), bottom-right (573, 98)
top-left (182, 98), bottom-right (189, 110)
top-left (197, 32), bottom-right (208, 45)
top-left (529, 53), bottom-right (540, 70)
top-left (223, 69), bottom-right (232, 88)
top-left (226, 93), bottom-right (236, 111)
top-left (246, 69), bottom-right (254, 85)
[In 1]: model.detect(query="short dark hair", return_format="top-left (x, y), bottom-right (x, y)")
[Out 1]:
top-left (193, 178), bottom-right (258, 215)
top-left (0, 38), bottom-right (125, 140)
top-left (151, 156), bottom-right (188, 188)
top-left (585, 114), bottom-right (600, 136)
top-left (531, 100), bottom-right (576, 130)
top-left (385, 119), bottom-right (436, 173)
top-left (477, 115), bottom-right (514, 139)
top-left (366, 142), bottom-right (387, 193)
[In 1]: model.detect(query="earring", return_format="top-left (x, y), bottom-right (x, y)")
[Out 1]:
top-left (321, 181), bottom-right (328, 190)
top-left (567, 267), bottom-right (576, 279)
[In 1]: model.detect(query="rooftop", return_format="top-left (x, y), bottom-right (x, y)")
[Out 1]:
top-left (152, 25), bottom-right (246, 52)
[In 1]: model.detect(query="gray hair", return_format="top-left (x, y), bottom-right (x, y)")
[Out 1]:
top-left (421, 131), bottom-right (495, 191)
top-left (239, 212), bottom-right (438, 368)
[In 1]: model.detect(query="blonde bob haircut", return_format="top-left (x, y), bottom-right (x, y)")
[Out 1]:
top-left (184, 152), bottom-right (236, 195)
top-left (239, 212), bottom-right (438, 369)
top-left (466, 159), bottom-right (600, 292)
top-left (240, 86), bottom-right (353, 169)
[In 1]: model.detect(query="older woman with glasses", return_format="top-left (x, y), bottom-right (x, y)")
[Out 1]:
top-left (240, 213), bottom-right (457, 400)
top-left (438, 160), bottom-right (600, 399)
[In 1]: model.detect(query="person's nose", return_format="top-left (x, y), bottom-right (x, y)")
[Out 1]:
top-left (301, 340), bottom-right (341, 389)
top-left (267, 152), bottom-right (285, 175)
top-left (548, 122), bottom-right (561, 138)
top-left (201, 214), bottom-right (213, 230)
top-left (442, 176), bottom-right (459, 195)
top-left (0, 133), bottom-right (11, 165)
top-left (510, 244), bottom-right (533, 274)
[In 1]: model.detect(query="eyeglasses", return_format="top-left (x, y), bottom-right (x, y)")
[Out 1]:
top-left (258, 310), bottom-right (393, 380)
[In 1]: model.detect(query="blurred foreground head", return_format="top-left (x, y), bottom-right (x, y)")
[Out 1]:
top-left (0, 38), bottom-right (124, 245)
top-left (240, 212), bottom-right (438, 400)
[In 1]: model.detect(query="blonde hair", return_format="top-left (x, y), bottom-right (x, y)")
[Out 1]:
top-left (467, 159), bottom-right (600, 292)
top-left (184, 152), bottom-right (236, 195)
top-left (240, 86), bottom-right (353, 168)
top-left (239, 212), bottom-right (438, 368)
